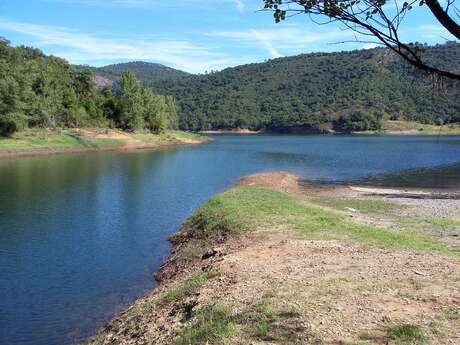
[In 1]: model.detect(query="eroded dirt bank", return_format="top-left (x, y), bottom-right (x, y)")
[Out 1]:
top-left (89, 173), bottom-right (459, 345)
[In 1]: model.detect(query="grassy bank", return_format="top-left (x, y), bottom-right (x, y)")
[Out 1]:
top-left (363, 120), bottom-right (460, 136)
top-left (90, 174), bottom-right (459, 345)
top-left (0, 129), bottom-right (206, 158)
top-left (188, 187), bottom-right (455, 255)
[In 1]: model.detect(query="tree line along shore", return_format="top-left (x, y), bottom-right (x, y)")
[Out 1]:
top-left (2, 38), bottom-right (460, 149)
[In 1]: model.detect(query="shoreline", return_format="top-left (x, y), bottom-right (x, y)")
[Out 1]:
top-left (89, 172), bottom-right (460, 345)
top-left (199, 129), bottom-right (460, 136)
top-left (0, 140), bottom-right (205, 160)
top-left (199, 121), bottom-right (460, 136)
top-left (199, 128), bottom-right (260, 135)
top-left (0, 129), bottom-right (208, 160)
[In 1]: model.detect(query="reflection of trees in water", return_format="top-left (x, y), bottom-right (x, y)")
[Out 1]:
top-left (116, 149), bottom-right (181, 238)
top-left (0, 154), bottom-right (111, 215)
top-left (0, 148), bottom-right (180, 228)
top-left (0, 149), bottom-right (183, 227)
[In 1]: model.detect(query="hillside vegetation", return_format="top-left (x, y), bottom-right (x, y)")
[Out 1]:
top-left (95, 42), bottom-right (460, 132)
top-left (84, 61), bottom-right (189, 85)
top-left (0, 39), bottom-right (179, 136)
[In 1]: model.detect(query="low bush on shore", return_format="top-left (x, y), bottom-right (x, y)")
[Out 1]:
top-left (162, 270), bottom-right (219, 303)
top-left (174, 303), bottom-right (234, 345)
top-left (385, 322), bottom-right (427, 345)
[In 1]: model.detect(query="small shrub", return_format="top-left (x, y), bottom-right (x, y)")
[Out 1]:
top-left (251, 318), bottom-right (269, 338)
top-left (0, 113), bottom-right (25, 136)
top-left (190, 198), bottom-right (244, 239)
top-left (174, 304), bottom-right (234, 345)
top-left (163, 270), bottom-right (219, 302)
top-left (386, 323), bottom-right (426, 345)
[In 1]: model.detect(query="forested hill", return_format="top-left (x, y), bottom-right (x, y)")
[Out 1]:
top-left (87, 62), bottom-right (190, 86)
top-left (94, 42), bottom-right (460, 132)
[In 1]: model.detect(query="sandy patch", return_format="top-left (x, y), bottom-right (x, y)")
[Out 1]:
top-left (238, 172), bottom-right (301, 193)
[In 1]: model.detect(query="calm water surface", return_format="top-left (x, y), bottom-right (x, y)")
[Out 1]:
top-left (1, 135), bottom-right (460, 345)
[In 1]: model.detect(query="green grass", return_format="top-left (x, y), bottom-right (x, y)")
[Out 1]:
top-left (386, 323), bottom-right (426, 345)
top-left (443, 307), bottom-right (460, 321)
top-left (0, 129), bottom-right (122, 151)
top-left (311, 196), bottom-right (400, 214)
top-left (175, 295), bottom-right (304, 344)
top-left (174, 303), bottom-right (234, 345)
top-left (381, 120), bottom-right (460, 135)
top-left (247, 298), bottom-right (275, 339)
top-left (131, 130), bottom-right (205, 144)
top-left (162, 270), bottom-right (219, 302)
top-left (190, 187), bottom-right (456, 255)
top-left (0, 129), bottom-right (206, 152)
top-left (168, 130), bottom-right (205, 142)
top-left (245, 297), bottom-right (302, 341)
top-left (427, 218), bottom-right (460, 231)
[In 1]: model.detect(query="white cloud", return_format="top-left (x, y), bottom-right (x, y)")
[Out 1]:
top-left (208, 26), bottom-right (351, 56)
top-left (44, 0), bottom-right (157, 9)
top-left (233, 0), bottom-right (245, 12)
top-left (417, 24), bottom-right (453, 40)
top-left (250, 29), bottom-right (282, 58)
top-left (0, 19), bottom-right (243, 72)
top-left (362, 43), bottom-right (379, 49)
top-left (45, 0), bottom-right (246, 11)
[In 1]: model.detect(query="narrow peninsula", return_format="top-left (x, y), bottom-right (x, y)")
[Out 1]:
top-left (89, 173), bottom-right (460, 345)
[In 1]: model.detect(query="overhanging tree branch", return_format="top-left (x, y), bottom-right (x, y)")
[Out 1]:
top-left (262, 0), bottom-right (460, 80)
top-left (425, 0), bottom-right (460, 40)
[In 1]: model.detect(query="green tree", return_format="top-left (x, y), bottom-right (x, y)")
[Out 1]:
top-left (142, 88), bottom-right (166, 133)
top-left (118, 71), bottom-right (145, 130)
top-left (334, 111), bottom-right (382, 132)
top-left (165, 95), bottom-right (178, 130)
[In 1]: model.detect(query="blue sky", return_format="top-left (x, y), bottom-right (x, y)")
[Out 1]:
top-left (0, 0), bottom-right (457, 73)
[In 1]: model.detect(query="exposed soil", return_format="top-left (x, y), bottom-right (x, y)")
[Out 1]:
top-left (89, 173), bottom-right (460, 345)
top-left (199, 128), bottom-right (260, 134)
top-left (238, 172), bottom-right (301, 193)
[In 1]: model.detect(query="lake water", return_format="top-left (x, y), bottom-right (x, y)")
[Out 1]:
top-left (1, 135), bottom-right (460, 345)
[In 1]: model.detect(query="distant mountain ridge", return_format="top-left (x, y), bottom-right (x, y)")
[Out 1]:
top-left (88, 43), bottom-right (460, 131)
top-left (83, 61), bottom-right (189, 87)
